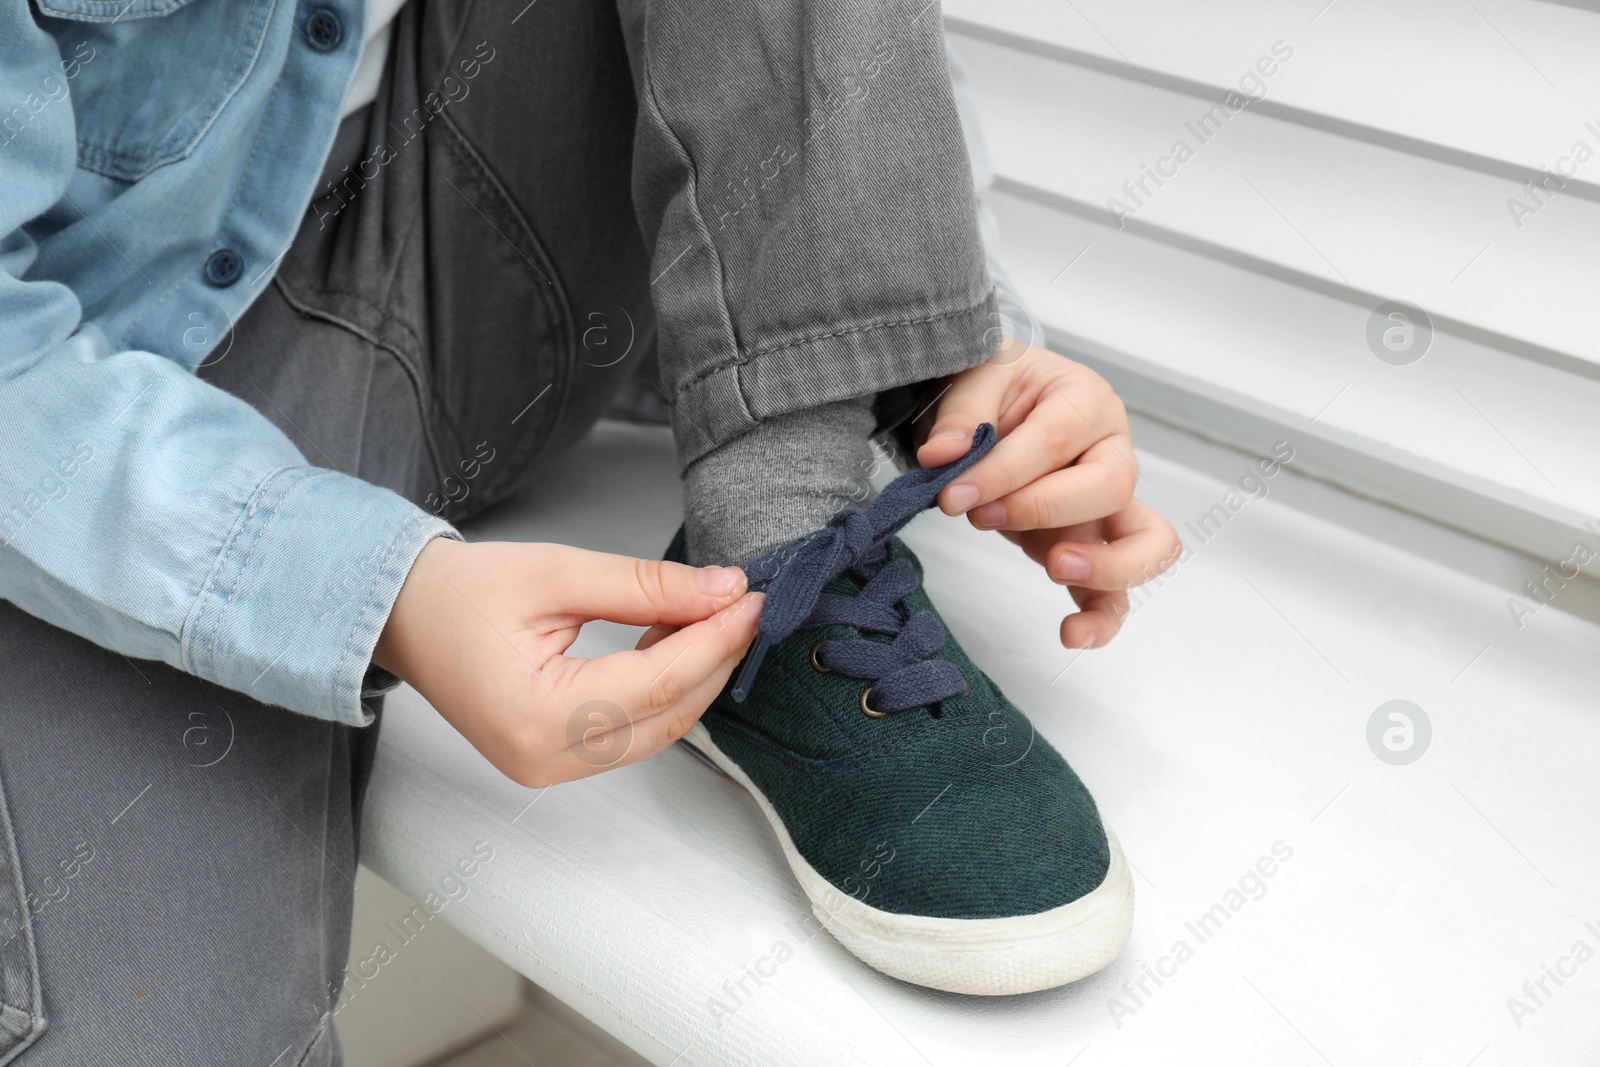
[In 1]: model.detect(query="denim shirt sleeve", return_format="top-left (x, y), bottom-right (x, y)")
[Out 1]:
top-left (0, 13), bottom-right (456, 727)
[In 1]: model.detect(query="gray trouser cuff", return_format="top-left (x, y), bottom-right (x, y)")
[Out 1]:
top-left (670, 289), bottom-right (999, 469)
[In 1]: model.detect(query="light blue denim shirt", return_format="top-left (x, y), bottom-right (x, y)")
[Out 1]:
top-left (0, 2), bottom-right (1028, 729)
top-left (0, 0), bottom-right (456, 727)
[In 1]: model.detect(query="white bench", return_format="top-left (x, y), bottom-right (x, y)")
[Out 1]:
top-left (358, 419), bottom-right (1600, 1066)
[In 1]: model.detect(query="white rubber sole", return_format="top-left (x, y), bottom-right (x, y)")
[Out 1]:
top-left (683, 723), bottom-right (1134, 996)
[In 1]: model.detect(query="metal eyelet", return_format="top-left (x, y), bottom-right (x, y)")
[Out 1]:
top-left (860, 687), bottom-right (886, 719)
top-left (810, 640), bottom-right (832, 673)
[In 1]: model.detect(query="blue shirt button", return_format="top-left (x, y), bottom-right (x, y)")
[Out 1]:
top-left (204, 248), bottom-right (244, 287)
top-left (304, 8), bottom-right (342, 51)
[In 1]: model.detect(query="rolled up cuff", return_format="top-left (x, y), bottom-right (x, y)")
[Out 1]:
top-left (668, 288), bottom-right (999, 470)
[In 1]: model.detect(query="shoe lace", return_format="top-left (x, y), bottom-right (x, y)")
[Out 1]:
top-left (732, 424), bottom-right (998, 716)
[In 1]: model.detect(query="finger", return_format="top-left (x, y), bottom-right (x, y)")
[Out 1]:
top-left (541, 545), bottom-right (747, 625)
top-left (554, 647), bottom-right (743, 783)
top-left (1013, 500), bottom-right (1183, 591)
top-left (967, 436), bottom-right (1138, 532)
top-left (635, 623), bottom-right (677, 651)
top-left (942, 386), bottom-right (1126, 516)
top-left (557, 592), bottom-right (762, 772)
top-left (1060, 588), bottom-right (1130, 650)
top-left (532, 592), bottom-right (760, 784)
top-left (917, 366), bottom-right (1014, 470)
top-left (607, 591), bottom-right (763, 718)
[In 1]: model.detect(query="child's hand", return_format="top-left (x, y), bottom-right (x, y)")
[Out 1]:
top-left (374, 538), bottom-right (762, 788)
top-left (916, 342), bottom-right (1181, 651)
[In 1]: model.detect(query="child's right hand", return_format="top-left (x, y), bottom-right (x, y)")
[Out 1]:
top-left (373, 538), bottom-right (762, 788)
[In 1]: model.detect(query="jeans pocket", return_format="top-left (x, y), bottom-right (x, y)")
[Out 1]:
top-left (0, 773), bottom-right (47, 1065)
top-left (413, 117), bottom-right (574, 522)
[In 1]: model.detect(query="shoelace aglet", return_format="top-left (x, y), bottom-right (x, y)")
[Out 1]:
top-left (731, 632), bottom-right (773, 703)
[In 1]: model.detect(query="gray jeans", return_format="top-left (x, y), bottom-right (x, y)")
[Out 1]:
top-left (0, 0), bottom-right (994, 1062)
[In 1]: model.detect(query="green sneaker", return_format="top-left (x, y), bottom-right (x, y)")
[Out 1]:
top-left (671, 425), bottom-right (1132, 996)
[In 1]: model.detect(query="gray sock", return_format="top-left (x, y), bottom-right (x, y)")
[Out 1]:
top-left (683, 396), bottom-right (877, 566)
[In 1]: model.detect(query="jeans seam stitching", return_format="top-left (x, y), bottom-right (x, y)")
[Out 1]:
top-left (302, 728), bottom-right (336, 1063)
top-left (267, 277), bottom-right (452, 494)
top-left (0, 773), bottom-right (46, 1062)
top-left (636, 23), bottom-right (743, 369)
top-left (274, 280), bottom-right (426, 356)
top-left (433, 110), bottom-right (576, 497)
top-left (673, 293), bottom-right (991, 398)
top-left (746, 300), bottom-right (989, 359)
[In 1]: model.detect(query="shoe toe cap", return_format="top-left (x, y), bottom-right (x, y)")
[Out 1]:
top-left (795, 715), bottom-right (1113, 921)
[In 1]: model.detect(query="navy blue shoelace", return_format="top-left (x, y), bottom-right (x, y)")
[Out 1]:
top-left (732, 423), bottom-right (998, 715)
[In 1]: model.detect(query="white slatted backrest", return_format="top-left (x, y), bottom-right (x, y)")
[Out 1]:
top-left (946, 0), bottom-right (1600, 564)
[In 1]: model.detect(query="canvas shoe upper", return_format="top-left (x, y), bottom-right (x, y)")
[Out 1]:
top-left (670, 425), bottom-right (1133, 995)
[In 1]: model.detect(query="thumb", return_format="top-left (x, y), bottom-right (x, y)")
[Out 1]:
top-left (542, 546), bottom-right (747, 626)
top-left (916, 365), bottom-right (1011, 471)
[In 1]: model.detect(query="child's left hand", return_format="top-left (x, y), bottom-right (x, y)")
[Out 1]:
top-left (916, 341), bottom-right (1182, 651)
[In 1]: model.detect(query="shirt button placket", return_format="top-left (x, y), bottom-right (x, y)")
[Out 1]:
top-left (203, 248), bottom-right (244, 288)
top-left (304, 8), bottom-right (343, 51)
